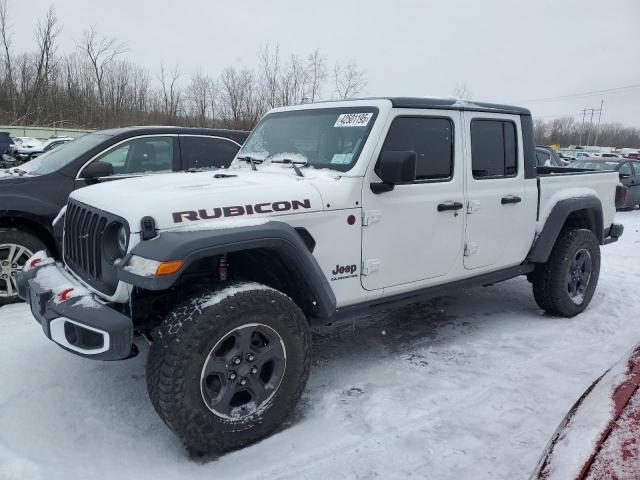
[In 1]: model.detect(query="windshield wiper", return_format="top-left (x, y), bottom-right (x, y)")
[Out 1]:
top-left (236, 155), bottom-right (264, 171)
top-left (270, 158), bottom-right (307, 177)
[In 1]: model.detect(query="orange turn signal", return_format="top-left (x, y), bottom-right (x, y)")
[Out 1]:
top-left (155, 260), bottom-right (184, 276)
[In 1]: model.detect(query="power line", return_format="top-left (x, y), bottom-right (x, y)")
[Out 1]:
top-left (518, 84), bottom-right (640, 104)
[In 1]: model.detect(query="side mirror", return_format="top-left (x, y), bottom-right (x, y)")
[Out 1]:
top-left (371, 150), bottom-right (416, 194)
top-left (619, 172), bottom-right (631, 180)
top-left (82, 160), bottom-right (113, 180)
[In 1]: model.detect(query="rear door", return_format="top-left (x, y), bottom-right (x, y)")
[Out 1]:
top-left (178, 135), bottom-right (242, 170)
top-left (361, 110), bottom-right (464, 290)
top-left (463, 113), bottom-right (535, 270)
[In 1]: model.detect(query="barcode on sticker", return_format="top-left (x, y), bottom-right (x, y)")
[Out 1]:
top-left (334, 113), bottom-right (373, 128)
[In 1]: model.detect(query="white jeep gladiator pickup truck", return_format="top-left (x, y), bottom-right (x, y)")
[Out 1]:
top-left (17, 97), bottom-right (624, 453)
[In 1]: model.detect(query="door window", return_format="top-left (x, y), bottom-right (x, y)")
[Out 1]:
top-left (619, 162), bottom-right (632, 177)
top-left (536, 150), bottom-right (551, 166)
top-left (470, 120), bottom-right (517, 178)
top-left (181, 136), bottom-right (240, 170)
top-left (631, 162), bottom-right (640, 176)
top-left (378, 117), bottom-right (454, 181)
top-left (85, 136), bottom-right (174, 177)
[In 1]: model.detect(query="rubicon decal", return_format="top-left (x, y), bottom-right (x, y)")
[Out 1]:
top-left (330, 264), bottom-right (358, 281)
top-left (172, 199), bottom-right (312, 223)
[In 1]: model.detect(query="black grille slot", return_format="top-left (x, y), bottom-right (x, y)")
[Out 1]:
top-left (63, 200), bottom-right (116, 293)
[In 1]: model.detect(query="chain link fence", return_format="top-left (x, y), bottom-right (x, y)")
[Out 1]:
top-left (0, 126), bottom-right (94, 141)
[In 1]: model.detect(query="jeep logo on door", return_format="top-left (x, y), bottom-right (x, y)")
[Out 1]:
top-left (172, 199), bottom-right (312, 223)
top-left (330, 264), bottom-right (358, 281)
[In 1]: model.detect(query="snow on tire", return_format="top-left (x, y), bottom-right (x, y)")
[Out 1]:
top-left (146, 282), bottom-right (311, 453)
top-left (532, 228), bottom-right (601, 317)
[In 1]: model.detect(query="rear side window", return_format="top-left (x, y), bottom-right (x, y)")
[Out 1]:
top-left (181, 136), bottom-right (240, 170)
top-left (632, 162), bottom-right (640, 176)
top-left (471, 120), bottom-right (518, 178)
top-left (536, 150), bottom-right (551, 166)
top-left (619, 162), bottom-right (632, 176)
top-left (379, 116), bottom-right (454, 181)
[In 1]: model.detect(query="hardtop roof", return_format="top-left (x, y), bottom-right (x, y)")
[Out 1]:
top-left (385, 97), bottom-right (531, 115)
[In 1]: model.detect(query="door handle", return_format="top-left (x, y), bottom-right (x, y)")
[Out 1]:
top-left (501, 195), bottom-right (522, 205)
top-left (437, 201), bottom-right (464, 212)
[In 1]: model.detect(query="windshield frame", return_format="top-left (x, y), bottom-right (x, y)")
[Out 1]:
top-left (236, 106), bottom-right (380, 173)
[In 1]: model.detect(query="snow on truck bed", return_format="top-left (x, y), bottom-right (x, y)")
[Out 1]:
top-left (2, 211), bottom-right (640, 480)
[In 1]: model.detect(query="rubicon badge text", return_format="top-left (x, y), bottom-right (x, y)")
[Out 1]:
top-left (172, 199), bottom-right (311, 223)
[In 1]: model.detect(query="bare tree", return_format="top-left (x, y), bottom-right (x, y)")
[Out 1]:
top-left (219, 66), bottom-right (255, 128)
top-left (0, 0), bottom-right (16, 115)
top-left (187, 71), bottom-right (215, 126)
top-left (306, 49), bottom-right (327, 103)
top-left (279, 54), bottom-right (308, 106)
top-left (78, 26), bottom-right (127, 125)
top-left (0, 19), bottom-right (375, 131)
top-left (158, 63), bottom-right (183, 120)
top-left (22, 6), bottom-right (61, 123)
top-left (333, 61), bottom-right (367, 100)
top-left (451, 82), bottom-right (473, 101)
top-left (258, 43), bottom-right (281, 109)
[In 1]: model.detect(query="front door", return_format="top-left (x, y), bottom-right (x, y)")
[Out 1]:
top-left (361, 111), bottom-right (465, 291)
top-left (75, 135), bottom-right (178, 188)
top-left (463, 112), bottom-right (533, 270)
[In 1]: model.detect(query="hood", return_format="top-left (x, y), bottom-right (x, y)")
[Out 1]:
top-left (69, 167), bottom-right (338, 232)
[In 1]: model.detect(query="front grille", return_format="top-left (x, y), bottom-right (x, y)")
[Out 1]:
top-left (64, 202), bottom-right (107, 279)
top-left (63, 200), bottom-right (125, 295)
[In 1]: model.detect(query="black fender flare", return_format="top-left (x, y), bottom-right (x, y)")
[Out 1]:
top-left (117, 221), bottom-right (337, 318)
top-left (527, 196), bottom-right (604, 263)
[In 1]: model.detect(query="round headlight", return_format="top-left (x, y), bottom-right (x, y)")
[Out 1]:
top-left (117, 225), bottom-right (128, 255)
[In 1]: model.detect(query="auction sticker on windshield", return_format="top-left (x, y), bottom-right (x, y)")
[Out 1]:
top-left (334, 113), bottom-right (373, 127)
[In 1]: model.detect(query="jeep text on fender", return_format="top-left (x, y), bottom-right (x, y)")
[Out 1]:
top-left (18, 97), bottom-right (624, 454)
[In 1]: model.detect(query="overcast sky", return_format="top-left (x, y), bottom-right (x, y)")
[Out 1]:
top-left (9, 0), bottom-right (640, 127)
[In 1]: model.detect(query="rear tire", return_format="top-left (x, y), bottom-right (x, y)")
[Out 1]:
top-left (146, 282), bottom-right (311, 453)
top-left (532, 228), bottom-right (600, 317)
top-left (0, 229), bottom-right (46, 307)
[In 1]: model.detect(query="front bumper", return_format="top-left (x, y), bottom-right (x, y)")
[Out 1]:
top-left (16, 255), bottom-right (135, 360)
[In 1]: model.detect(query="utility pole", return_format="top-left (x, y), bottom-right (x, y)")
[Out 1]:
top-left (594, 99), bottom-right (604, 147)
top-left (579, 104), bottom-right (603, 147)
top-left (586, 108), bottom-right (595, 146)
top-left (579, 108), bottom-right (587, 145)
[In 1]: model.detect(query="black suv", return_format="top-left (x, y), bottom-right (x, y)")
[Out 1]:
top-left (0, 126), bottom-right (248, 305)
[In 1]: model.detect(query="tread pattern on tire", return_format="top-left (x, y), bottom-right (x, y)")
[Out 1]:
top-left (146, 283), bottom-right (311, 453)
top-left (532, 228), bottom-right (600, 317)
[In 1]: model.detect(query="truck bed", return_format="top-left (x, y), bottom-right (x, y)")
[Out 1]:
top-left (536, 168), bottom-right (619, 233)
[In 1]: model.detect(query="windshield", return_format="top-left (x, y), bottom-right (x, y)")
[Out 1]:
top-left (237, 107), bottom-right (378, 172)
top-left (570, 160), bottom-right (619, 171)
top-left (23, 133), bottom-right (109, 175)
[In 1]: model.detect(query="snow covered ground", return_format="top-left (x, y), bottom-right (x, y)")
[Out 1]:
top-left (1, 210), bottom-right (640, 480)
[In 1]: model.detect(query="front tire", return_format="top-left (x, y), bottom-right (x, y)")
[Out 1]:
top-left (146, 283), bottom-right (311, 453)
top-left (532, 228), bottom-right (600, 317)
top-left (0, 229), bottom-right (46, 306)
